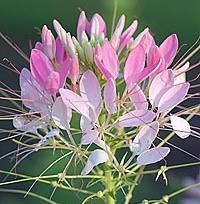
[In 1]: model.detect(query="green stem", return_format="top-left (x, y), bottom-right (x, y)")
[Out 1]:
top-left (104, 170), bottom-right (115, 204)
top-left (0, 188), bottom-right (57, 204)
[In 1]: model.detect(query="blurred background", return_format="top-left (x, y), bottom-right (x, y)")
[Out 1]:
top-left (0, 0), bottom-right (199, 203)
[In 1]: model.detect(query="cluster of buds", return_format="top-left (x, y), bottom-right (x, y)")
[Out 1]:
top-left (12, 11), bottom-right (193, 178)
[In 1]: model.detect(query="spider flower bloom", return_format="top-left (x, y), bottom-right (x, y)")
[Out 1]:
top-left (119, 69), bottom-right (190, 128)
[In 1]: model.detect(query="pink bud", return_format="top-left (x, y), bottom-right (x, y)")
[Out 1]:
top-left (41, 25), bottom-right (56, 60)
top-left (77, 11), bottom-right (89, 41)
top-left (88, 13), bottom-right (106, 38)
top-left (118, 20), bottom-right (138, 53)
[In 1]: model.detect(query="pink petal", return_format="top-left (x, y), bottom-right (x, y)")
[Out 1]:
top-left (30, 49), bottom-right (53, 86)
top-left (124, 45), bottom-right (145, 85)
top-left (158, 83), bottom-right (190, 113)
top-left (137, 46), bottom-right (162, 82)
top-left (159, 34), bottom-right (178, 68)
top-left (170, 115), bottom-right (191, 139)
top-left (127, 83), bottom-right (148, 110)
top-left (52, 97), bottom-right (72, 130)
top-left (81, 149), bottom-right (108, 175)
top-left (137, 147), bottom-right (170, 165)
top-left (59, 88), bottom-right (90, 119)
top-left (94, 41), bottom-right (119, 80)
top-left (118, 20), bottom-right (138, 52)
top-left (80, 71), bottom-right (101, 116)
top-left (104, 78), bottom-right (117, 114)
top-left (45, 71), bottom-right (60, 95)
top-left (130, 121), bottom-right (159, 155)
top-left (101, 41), bottom-right (119, 79)
top-left (149, 69), bottom-right (174, 108)
top-left (68, 56), bottom-right (79, 85)
top-left (118, 110), bottom-right (155, 127)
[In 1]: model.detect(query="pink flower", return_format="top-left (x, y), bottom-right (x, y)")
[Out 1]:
top-left (33, 25), bottom-right (71, 94)
top-left (94, 40), bottom-right (119, 80)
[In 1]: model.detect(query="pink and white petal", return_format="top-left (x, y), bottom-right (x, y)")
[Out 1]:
top-left (174, 62), bottom-right (190, 85)
top-left (124, 45), bottom-right (145, 85)
top-left (52, 97), bottom-right (72, 130)
top-left (110, 15), bottom-right (125, 50)
top-left (77, 11), bottom-right (88, 41)
top-left (170, 115), bottom-right (191, 139)
top-left (158, 83), bottom-right (190, 113)
top-left (137, 147), bottom-right (170, 165)
top-left (81, 149), bottom-right (109, 175)
top-left (159, 34), bottom-right (178, 68)
top-left (89, 13), bottom-right (106, 37)
top-left (130, 121), bottom-right (159, 155)
top-left (80, 71), bottom-right (101, 115)
top-left (81, 129), bottom-right (99, 145)
top-left (127, 83), bottom-right (148, 110)
top-left (104, 78), bottom-right (117, 114)
top-left (149, 69), bottom-right (174, 107)
top-left (118, 110), bottom-right (155, 127)
top-left (20, 68), bottom-right (50, 114)
top-left (59, 88), bottom-right (90, 119)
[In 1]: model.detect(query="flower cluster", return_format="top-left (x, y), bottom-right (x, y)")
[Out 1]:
top-left (13, 11), bottom-right (192, 178)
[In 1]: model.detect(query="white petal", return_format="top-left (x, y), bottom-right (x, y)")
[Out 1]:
top-left (104, 79), bottom-right (117, 114)
top-left (81, 129), bottom-right (99, 145)
top-left (130, 121), bottom-right (159, 155)
top-left (81, 149), bottom-right (109, 175)
top-left (137, 147), bottom-right (170, 165)
top-left (170, 115), bottom-right (191, 139)
top-left (52, 97), bottom-right (72, 130)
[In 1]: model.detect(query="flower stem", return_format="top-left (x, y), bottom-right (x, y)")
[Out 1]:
top-left (104, 170), bottom-right (115, 204)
